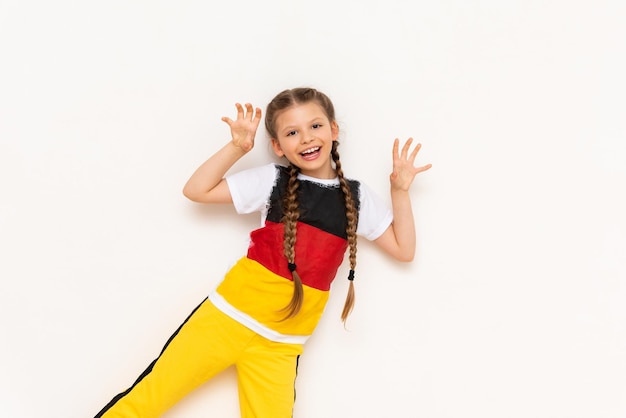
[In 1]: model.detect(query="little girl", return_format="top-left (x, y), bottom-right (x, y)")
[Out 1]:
top-left (95, 87), bottom-right (431, 417)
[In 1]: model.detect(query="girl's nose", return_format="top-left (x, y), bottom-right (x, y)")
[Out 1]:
top-left (301, 133), bottom-right (314, 143)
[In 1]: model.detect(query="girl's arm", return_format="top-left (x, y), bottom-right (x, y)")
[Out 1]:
top-left (182, 103), bottom-right (261, 204)
top-left (374, 138), bottom-right (432, 262)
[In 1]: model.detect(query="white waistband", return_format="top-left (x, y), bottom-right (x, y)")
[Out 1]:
top-left (208, 292), bottom-right (310, 345)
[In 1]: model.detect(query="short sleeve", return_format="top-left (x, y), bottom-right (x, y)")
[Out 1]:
top-left (356, 182), bottom-right (393, 241)
top-left (225, 164), bottom-right (278, 214)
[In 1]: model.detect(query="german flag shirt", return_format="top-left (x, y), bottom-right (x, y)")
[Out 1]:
top-left (209, 164), bottom-right (393, 344)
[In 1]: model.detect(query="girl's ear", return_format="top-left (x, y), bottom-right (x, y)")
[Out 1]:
top-left (271, 138), bottom-right (285, 157)
top-left (331, 121), bottom-right (339, 141)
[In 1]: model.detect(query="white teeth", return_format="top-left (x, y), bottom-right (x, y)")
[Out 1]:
top-left (301, 147), bottom-right (320, 155)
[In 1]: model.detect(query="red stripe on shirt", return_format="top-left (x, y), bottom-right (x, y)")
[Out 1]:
top-left (247, 220), bottom-right (348, 291)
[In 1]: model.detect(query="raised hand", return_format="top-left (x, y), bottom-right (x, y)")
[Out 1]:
top-left (221, 103), bottom-right (262, 152)
top-left (390, 138), bottom-right (432, 191)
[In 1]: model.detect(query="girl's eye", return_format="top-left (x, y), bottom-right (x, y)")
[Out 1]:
top-left (312, 124), bottom-right (321, 129)
top-left (286, 130), bottom-right (297, 136)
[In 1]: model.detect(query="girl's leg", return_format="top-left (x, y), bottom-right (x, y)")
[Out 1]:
top-left (236, 336), bottom-right (304, 418)
top-left (95, 299), bottom-right (251, 418)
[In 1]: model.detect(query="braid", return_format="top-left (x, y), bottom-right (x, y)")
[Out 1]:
top-left (332, 141), bottom-right (359, 323)
top-left (280, 163), bottom-right (304, 319)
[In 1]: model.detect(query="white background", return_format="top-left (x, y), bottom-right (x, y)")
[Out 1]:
top-left (1, 1), bottom-right (625, 417)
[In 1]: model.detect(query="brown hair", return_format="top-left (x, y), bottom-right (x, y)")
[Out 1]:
top-left (265, 88), bottom-right (358, 323)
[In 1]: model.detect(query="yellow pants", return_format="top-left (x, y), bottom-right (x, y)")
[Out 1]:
top-left (95, 299), bottom-right (303, 418)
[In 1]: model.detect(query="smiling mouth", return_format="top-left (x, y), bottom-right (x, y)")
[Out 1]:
top-left (300, 147), bottom-right (320, 160)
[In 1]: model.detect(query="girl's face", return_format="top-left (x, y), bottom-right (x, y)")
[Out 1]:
top-left (270, 101), bottom-right (339, 179)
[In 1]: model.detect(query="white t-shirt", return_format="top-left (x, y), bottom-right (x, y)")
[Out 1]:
top-left (226, 163), bottom-right (392, 241)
